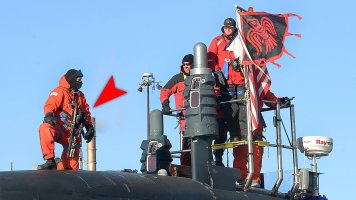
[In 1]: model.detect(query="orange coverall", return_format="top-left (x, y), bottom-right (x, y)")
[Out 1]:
top-left (39, 75), bottom-right (92, 170)
top-left (233, 90), bottom-right (280, 183)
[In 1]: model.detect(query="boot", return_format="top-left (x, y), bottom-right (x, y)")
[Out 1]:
top-left (38, 158), bottom-right (57, 170)
top-left (251, 180), bottom-right (261, 188)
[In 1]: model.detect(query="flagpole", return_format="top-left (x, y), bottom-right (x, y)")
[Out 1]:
top-left (236, 6), bottom-right (255, 191)
top-left (244, 65), bottom-right (254, 191)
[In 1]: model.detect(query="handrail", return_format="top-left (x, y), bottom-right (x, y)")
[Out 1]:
top-left (289, 104), bottom-right (300, 196)
top-left (209, 98), bottom-right (299, 194)
top-left (271, 103), bottom-right (284, 194)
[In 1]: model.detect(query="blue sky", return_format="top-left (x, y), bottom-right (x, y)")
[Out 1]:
top-left (1, 0), bottom-right (355, 199)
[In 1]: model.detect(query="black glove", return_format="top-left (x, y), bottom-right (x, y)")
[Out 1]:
top-left (280, 97), bottom-right (291, 107)
top-left (84, 125), bottom-right (95, 143)
top-left (162, 105), bottom-right (172, 115)
top-left (213, 71), bottom-right (227, 87)
top-left (231, 58), bottom-right (241, 72)
top-left (44, 112), bottom-right (56, 125)
top-left (216, 95), bottom-right (223, 104)
top-left (76, 111), bottom-right (86, 125)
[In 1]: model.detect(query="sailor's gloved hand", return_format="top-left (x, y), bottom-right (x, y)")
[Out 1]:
top-left (213, 71), bottom-right (227, 86)
top-left (44, 112), bottom-right (56, 125)
top-left (84, 125), bottom-right (95, 143)
top-left (280, 97), bottom-right (291, 107)
top-left (162, 105), bottom-right (172, 115)
top-left (231, 58), bottom-right (241, 72)
top-left (176, 109), bottom-right (184, 119)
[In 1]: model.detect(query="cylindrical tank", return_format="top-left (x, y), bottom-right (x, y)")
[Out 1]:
top-left (149, 109), bottom-right (164, 140)
top-left (184, 42), bottom-right (218, 138)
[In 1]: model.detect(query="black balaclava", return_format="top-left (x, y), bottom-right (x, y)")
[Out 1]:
top-left (65, 69), bottom-right (83, 90)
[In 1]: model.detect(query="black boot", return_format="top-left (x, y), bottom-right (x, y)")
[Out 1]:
top-left (38, 158), bottom-right (57, 170)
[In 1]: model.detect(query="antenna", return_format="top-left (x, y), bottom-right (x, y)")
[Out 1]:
top-left (138, 72), bottom-right (162, 138)
top-left (298, 136), bottom-right (333, 158)
top-left (297, 136), bottom-right (333, 196)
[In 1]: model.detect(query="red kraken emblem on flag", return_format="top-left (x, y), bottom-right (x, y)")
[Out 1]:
top-left (246, 17), bottom-right (277, 55)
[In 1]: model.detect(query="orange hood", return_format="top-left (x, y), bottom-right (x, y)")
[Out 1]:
top-left (59, 75), bottom-right (71, 89)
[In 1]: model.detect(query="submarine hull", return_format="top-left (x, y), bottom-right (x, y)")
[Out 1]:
top-left (0, 170), bottom-right (288, 200)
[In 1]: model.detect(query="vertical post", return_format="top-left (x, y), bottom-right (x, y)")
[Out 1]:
top-left (191, 137), bottom-right (212, 184)
top-left (147, 84), bottom-right (150, 139)
top-left (272, 103), bottom-right (283, 194)
top-left (311, 156), bottom-right (317, 173)
top-left (10, 162), bottom-right (13, 171)
top-left (87, 117), bottom-right (97, 171)
top-left (311, 155), bottom-right (319, 196)
top-left (290, 105), bottom-right (300, 194)
top-left (244, 66), bottom-right (254, 191)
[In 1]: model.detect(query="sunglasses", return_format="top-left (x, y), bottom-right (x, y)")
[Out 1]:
top-left (224, 26), bottom-right (235, 29)
top-left (183, 63), bottom-right (191, 66)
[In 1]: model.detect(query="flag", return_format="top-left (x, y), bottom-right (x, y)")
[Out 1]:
top-left (226, 9), bottom-right (301, 131)
top-left (227, 11), bottom-right (301, 67)
top-left (248, 64), bottom-right (271, 131)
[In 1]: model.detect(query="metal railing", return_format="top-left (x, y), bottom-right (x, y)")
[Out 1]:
top-left (163, 96), bottom-right (300, 195)
top-left (261, 101), bottom-right (299, 195)
top-left (209, 99), bottom-right (299, 195)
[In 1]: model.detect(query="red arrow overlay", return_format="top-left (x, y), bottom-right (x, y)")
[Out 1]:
top-left (93, 75), bottom-right (127, 108)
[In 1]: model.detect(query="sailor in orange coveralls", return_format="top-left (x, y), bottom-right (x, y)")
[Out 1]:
top-left (234, 90), bottom-right (290, 187)
top-left (38, 69), bottom-right (94, 170)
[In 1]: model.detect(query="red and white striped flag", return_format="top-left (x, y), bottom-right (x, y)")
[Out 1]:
top-left (248, 64), bottom-right (271, 131)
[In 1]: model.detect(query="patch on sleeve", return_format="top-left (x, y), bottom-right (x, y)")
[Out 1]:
top-left (50, 92), bottom-right (58, 96)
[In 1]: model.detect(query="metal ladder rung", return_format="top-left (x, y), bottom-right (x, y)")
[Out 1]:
top-left (211, 141), bottom-right (270, 150)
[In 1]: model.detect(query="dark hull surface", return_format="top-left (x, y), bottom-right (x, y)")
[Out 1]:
top-left (0, 170), bottom-right (288, 200)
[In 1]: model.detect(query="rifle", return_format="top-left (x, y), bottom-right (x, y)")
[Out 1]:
top-left (67, 101), bottom-right (84, 158)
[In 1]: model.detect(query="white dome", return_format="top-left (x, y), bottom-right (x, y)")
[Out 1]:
top-left (297, 136), bottom-right (333, 157)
